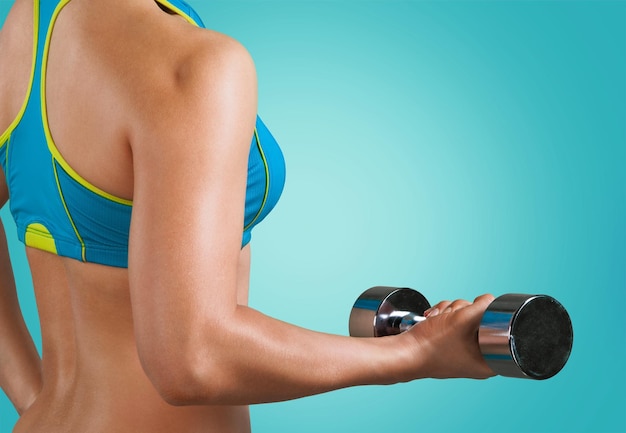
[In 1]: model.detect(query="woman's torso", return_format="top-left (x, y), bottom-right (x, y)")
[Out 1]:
top-left (16, 251), bottom-right (252, 433)
top-left (1, 0), bottom-right (253, 431)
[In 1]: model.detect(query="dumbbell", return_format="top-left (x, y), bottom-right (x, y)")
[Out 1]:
top-left (349, 286), bottom-right (573, 380)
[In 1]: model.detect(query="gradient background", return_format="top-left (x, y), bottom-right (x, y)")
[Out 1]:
top-left (1, 0), bottom-right (625, 432)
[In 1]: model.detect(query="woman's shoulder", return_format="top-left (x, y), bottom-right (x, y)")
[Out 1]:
top-left (122, 15), bottom-right (257, 150)
top-left (179, 27), bottom-right (255, 88)
top-left (117, 13), bottom-right (257, 129)
top-left (144, 12), bottom-right (253, 89)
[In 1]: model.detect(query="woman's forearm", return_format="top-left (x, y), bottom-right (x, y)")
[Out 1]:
top-left (144, 304), bottom-right (415, 406)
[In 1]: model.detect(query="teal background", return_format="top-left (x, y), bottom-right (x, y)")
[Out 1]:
top-left (1, 0), bottom-right (625, 432)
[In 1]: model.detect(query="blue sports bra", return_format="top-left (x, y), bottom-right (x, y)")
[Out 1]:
top-left (0, 0), bottom-right (285, 268)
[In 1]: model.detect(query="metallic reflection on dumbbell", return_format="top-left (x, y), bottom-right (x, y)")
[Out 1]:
top-left (349, 286), bottom-right (574, 380)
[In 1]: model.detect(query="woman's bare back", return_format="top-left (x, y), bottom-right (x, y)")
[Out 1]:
top-left (14, 249), bottom-right (252, 433)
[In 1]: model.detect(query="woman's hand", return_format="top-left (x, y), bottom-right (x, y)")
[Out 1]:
top-left (400, 294), bottom-right (497, 381)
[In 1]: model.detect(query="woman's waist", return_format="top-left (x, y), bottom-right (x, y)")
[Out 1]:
top-left (15, 374), bottom-right (251, 433)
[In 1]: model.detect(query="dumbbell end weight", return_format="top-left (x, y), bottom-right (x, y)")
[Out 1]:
top-left (479, 294), bottom-right (573, 380)
top-left (349, 286), bottom-right (431, 338)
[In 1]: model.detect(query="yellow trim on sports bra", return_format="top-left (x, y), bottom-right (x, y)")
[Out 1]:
top-left (40, 0), bottom-right (133, 207)
top-left (0, 0), bottom-right (40, 149)
top-left (244, 128), bottom-right (270, 231)
top-left (155, 0), bottom-right (199, 26)
top-left (24, 222), bottom-right (58, 255)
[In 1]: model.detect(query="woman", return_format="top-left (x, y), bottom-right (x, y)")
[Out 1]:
top-left (0, 0), bottom-right (495, 431)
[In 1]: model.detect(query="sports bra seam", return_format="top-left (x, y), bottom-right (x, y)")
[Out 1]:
top-left (0, 0), bottom-right (40, 164)
top-left (244, 127), bottom-right (270, 231)
top-left (52, 158), bottom-right (87, 261)
top-left (19, 222), bottom-right (127, 250)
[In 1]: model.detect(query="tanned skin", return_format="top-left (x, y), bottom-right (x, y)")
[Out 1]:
top-left (0, 1), bottom-right (494, 432)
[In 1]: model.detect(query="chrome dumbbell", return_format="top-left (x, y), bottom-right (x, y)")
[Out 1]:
top-left (349, 286), bottom-right (573, 380)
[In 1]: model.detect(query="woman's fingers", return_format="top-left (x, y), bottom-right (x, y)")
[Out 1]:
top-left (424, 299), bottom-right (472, 317)
top-left (423, 301), bottom-right (447, 318)
top-left (473, 293), bottom-right (496, 306)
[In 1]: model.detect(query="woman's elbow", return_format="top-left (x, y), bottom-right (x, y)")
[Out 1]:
top-left (136, 337), bottom-right (228, 406)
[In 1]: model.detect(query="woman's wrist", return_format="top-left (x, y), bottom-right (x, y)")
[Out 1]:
top-left (361, 332), bottom-right (426, 386)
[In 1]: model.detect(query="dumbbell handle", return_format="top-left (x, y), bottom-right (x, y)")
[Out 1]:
top-left (388, 310), bottom-right (428, 332)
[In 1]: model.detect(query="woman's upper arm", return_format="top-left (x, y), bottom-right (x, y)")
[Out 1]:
top-left (127, 36), bottom-right (257, 369)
